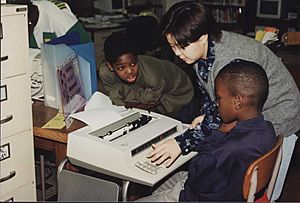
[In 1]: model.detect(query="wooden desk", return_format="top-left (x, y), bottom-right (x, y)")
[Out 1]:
top-left (32, 100), bottom-right (85, 169)
top-left (32, 98), bottom-right (161, 170)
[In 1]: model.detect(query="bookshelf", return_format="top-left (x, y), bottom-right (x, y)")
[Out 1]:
top-left (124, 0), bottom-right (163, 19)
top-left (203, 0), bottom-right (246, 33)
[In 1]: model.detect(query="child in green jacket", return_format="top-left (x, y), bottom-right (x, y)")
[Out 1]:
top-left (99, 31), bottom-right (199, 123)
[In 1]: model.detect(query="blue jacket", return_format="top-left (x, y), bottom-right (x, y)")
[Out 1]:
top-left (180, 115), bottom-right (276, 201)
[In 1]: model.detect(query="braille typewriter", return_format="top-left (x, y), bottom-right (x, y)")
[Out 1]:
top-left (67, 108), bottom-right (197, 186)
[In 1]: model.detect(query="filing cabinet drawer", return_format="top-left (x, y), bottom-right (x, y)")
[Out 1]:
top-left (92, 28), bottom-right (125, 73)
top-left (0, 181), bottom-right (36, 201)
top-left (95, 44), bottom-right (104, 55)
top-left (93, 30), bottom-right (113, 45)
top-left (96, 56), bottom-right (105, 68)
top-left (1, 5), bottom-right (36, 201)
top-left (0, 9), bottom-right (29, 80)
top-left (0, 130), bottom-right (36, 196)
top-left (95, 45), bottom-right (105, 61)
top-left (93, 28), bottom-right (125, 45)
top-left (95, 49), bottom-right (105, 62)
top-left (1, 75), bottom-right (32, 139)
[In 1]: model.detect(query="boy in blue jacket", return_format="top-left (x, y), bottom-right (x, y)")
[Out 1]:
top-left (138, 60), bottom-right (277, 201)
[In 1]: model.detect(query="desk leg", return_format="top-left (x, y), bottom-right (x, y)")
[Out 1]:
top-left (54, 142), bottom-right (67, 169)
top-left (122, 180), bottom-right (130, 201)
top-left (40, 154), bottom-right (46, 201)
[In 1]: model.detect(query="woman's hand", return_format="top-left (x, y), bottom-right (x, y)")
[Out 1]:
top-left (190, 115), bottom-right (205, 128)
top-left (147, 138), bottom-right (181, 167)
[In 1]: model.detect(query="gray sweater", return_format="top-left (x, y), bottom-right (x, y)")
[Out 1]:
top-left (198, 31), bottom-right (300, 136)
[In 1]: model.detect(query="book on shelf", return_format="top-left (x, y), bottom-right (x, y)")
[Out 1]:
top-left (203, 0), bottom-right (246, 6)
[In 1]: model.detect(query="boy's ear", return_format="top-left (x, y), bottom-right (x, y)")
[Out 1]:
top-left (105, 62), bottom-right (114, 72)
top-left (234, 95), bottom-right (242, 110)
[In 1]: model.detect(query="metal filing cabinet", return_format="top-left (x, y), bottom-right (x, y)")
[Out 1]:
top-left (0, 4), bottom-right (36, 201)
top-left (92, 27), bottom-right (125, 72)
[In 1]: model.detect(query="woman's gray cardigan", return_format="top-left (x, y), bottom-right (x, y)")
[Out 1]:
top-left (199, 31), bottom-right (300, 136)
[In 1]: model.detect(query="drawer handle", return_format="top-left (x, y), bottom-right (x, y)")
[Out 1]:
top-left (0, 114), bottom-right (13, 124)
top-left (0, 170), bottom-right (16, 183)
top-left (0, 22), bottom-right (2, 40)
top-left (1, 56), bottom-right (8, 61)
top-left (3, 197), bottom-right (14, 202)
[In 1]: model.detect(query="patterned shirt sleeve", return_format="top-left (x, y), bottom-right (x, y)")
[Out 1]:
top-left (175, 110), bottom-right (221, 155)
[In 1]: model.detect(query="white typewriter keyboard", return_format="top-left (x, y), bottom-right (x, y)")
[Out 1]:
top-left (135, 160), bottom-right (162, 175)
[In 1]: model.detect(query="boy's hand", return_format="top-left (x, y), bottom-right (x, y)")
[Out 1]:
top-left (190, 115), bottom-right (205, 129)
top-left (147, 138), bottom-right (181, 167)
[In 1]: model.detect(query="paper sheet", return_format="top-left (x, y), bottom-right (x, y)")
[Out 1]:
top-left (261, 32), bottom-right (278, 44)
top-left (84, 91), bottom-right (126, 112)
top-left (42, 112), bottom-right (66, 129)
top-left (70, 108), bottom-right (122, 130)
top-left (255, 30), bottom-right (265, 42)
top-left (70, 91), bottom-right (127, 130)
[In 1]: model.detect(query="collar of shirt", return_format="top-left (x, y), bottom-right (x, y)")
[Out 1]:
top-left (194, 36), bottom-right (216, 83)
top-left (230, 115), bottom-right (267, 136)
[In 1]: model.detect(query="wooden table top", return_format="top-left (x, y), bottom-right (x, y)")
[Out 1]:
top-left (32, 100), bottom-right (86, 144)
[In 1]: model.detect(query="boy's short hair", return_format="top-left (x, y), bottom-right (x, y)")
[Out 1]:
top-left (216, 60), bottom-right (269, 109)
top-left (104, 31), bottom-right (138, 64)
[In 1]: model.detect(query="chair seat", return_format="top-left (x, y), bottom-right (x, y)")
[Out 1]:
top-left (243, 134), bottom-right (284, 202)
top-left (255, 191), bottom-right (269, 202)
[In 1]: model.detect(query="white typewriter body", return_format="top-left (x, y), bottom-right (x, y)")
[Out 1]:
top-left (67, 108), bottom-right (197, 186)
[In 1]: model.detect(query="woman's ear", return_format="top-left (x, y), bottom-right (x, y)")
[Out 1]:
top-left (234, 95), bottom-right (242, 110)
top-left (105, 62), bottom-right (114, 72)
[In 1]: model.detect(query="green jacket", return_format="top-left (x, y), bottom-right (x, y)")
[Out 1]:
top-left (99, 55), bottom-right (195, 117)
